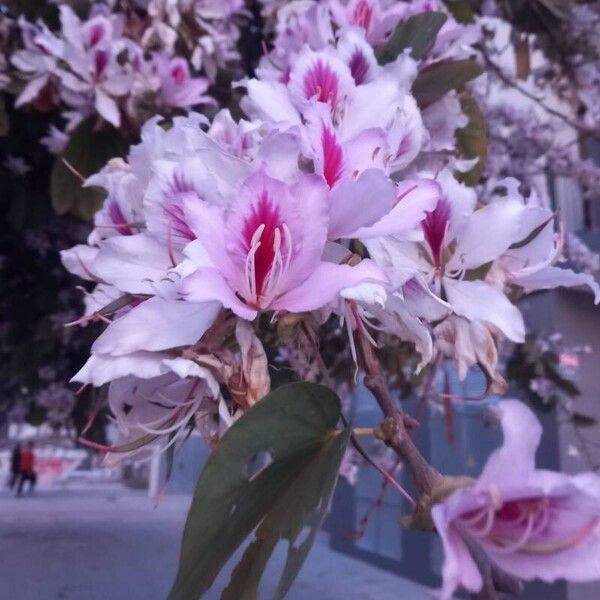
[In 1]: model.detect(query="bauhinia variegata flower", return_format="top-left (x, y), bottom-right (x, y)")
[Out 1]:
top-left (432, 400), bottom-right (600, 599)
top-left (5, 0), bottom-right (591, 596)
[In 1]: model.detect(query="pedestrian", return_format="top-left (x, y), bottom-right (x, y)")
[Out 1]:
top-left (17, 441), bottom-right (37, 497)
top-left (9, 443), bottom-right (21, 490)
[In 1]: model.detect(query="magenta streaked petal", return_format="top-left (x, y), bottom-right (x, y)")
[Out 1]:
top-left (94, 49), bottom-right (108, 76)
top-left (107, 199), bottom-right (133, 236)
top-left (164, 200), bottom-right (196, 243)
top-left (82, 15), bottom-right (112, 48)
top-left (337, 28), bottom-right (378, 86)
top-left (88, 23), bottom-right (105, 47)
top-left (349, 47), bottom-right (370, 85)
top-left (351, 0), bottom-right (374, 31)
top-left (303, 59), bottom-right (341, 105)
top-left (240, 189), bottom-right (284, 300)
top-left (288, 48), bottom-right (354, 113)
top-left (321, 124), bottom-right (344, 188)
top-left (170, 60), bottom-right (188, 86)
top-left (422, 196), bottom-right (451, 267)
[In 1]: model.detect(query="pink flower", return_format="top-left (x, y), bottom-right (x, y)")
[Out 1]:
top-left (207, 109), bottom-right (261, 159)
top-left (432, 400), bottom-right (600, 599)
top-left (57, 6), bottom-right (130, 126)
top-left (328, 0), bottom-right (407, 47)
top-left (40, 125), bottom-right (69, 155)
top-left (71, 296), bottom-right (222, 386)
top-left (104, 366), bottom-right (221, 463)
top-left (181, 168), bottom-right (387, 319)
top-left (85, 159), bottom-right (145, 243)
top-left (155, 56), bottom-right (213, 108)
top-left (11, 17), bottom-right (63, 107)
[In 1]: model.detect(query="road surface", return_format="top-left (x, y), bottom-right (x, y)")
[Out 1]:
top-left (0, 482), bottom-right (433, 600)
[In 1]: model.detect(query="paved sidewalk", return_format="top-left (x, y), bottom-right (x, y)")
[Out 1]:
top-left (0, 483), bottom-right (432, 600)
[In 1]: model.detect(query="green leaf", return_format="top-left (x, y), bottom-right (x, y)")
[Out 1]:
top-left (464, 261), bottom-right (493, 281)
top-left (0, 95), bottom-right (9, 137)
top-left (5, 0), bottom-right (90, 21)
top-left (168, 382), bottom-right (346, 600)
top-left (50, 120), bottom-right (130, 221)
top-left (537, 0), bottom-right (570, 21)
top-left (442, 0), bottom-right (476, 23)
top-left (221, 425), bottom-right (350, 600)
top-left (412, 59), bottom-right (483, 108)
top-left (376, 12), bottom-right (447, 64)
top-left (5, 0), bottom-right (52, 20)
top-left (455, 92), bottom-right (487, 186)
top-left (509, 214), bottom-right (553, 249)
top-left (570, 412), bottom-right (597, 428)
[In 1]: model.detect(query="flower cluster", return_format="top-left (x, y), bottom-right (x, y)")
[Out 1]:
top-left (8, 2), bottom-right (232, 140)
top-left (480, 2), bottom-right (600, 202)
top-left (61, 0), bottom-right (599, 455)
top-left (144, 0), bottom-right (248, 81)
top-left (56, 1), bottom-right (600, 594)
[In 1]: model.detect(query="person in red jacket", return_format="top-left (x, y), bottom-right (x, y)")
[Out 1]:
top-left (17, 441), bottom-right (37, 497)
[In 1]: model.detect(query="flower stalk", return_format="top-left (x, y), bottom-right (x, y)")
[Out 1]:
top-left (356, 331), bottom-right (443, 496)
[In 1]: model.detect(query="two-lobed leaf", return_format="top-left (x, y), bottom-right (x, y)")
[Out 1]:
top-left (168, 382), bottom-right (348, 600)
top-left (221, 424), bottom-right (351, 600)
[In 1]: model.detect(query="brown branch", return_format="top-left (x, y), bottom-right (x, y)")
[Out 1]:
top-left (302, 321), bottom-right (417, 504)
top-left (480, 44), bottom-right (600, 138)
top-left (357, 333), bottom-right (443, 496)
top-left (466, 536), bottom-right (523, 600)
top-left (342, 415), bottom-right (416, 508)
top-left (356, 333), bottom-right (522, 597)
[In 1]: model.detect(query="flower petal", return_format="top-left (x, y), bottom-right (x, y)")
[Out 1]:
top-left (444, 279), bottom-right (525, 342)
top-left (353, 179), bottom-right (440, 238)
top-left (181, 268), bottom-right (257, 320)
top-left (95, 88), bottom-right (121, 127)
top-left (513, 266), bottom-right (600, 304)
top-left (92, 297), bottom-right (221, 356)
top-left (450, 198), bottom-right (525, 271)
top-left (72, 352), bottom-right (170, 386)
top-left (328, 169), bottom-right (396, 239)
top-left (272, 259), bottom-right (386, 312)
top-left (431, 503), bottom-right (483, 599)
top-left (476, 400), bottom-right (541, 489)
top-left (243, 79), bottom-right (300, 125)
top-left (92, 234), bottom-right (175, 294)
